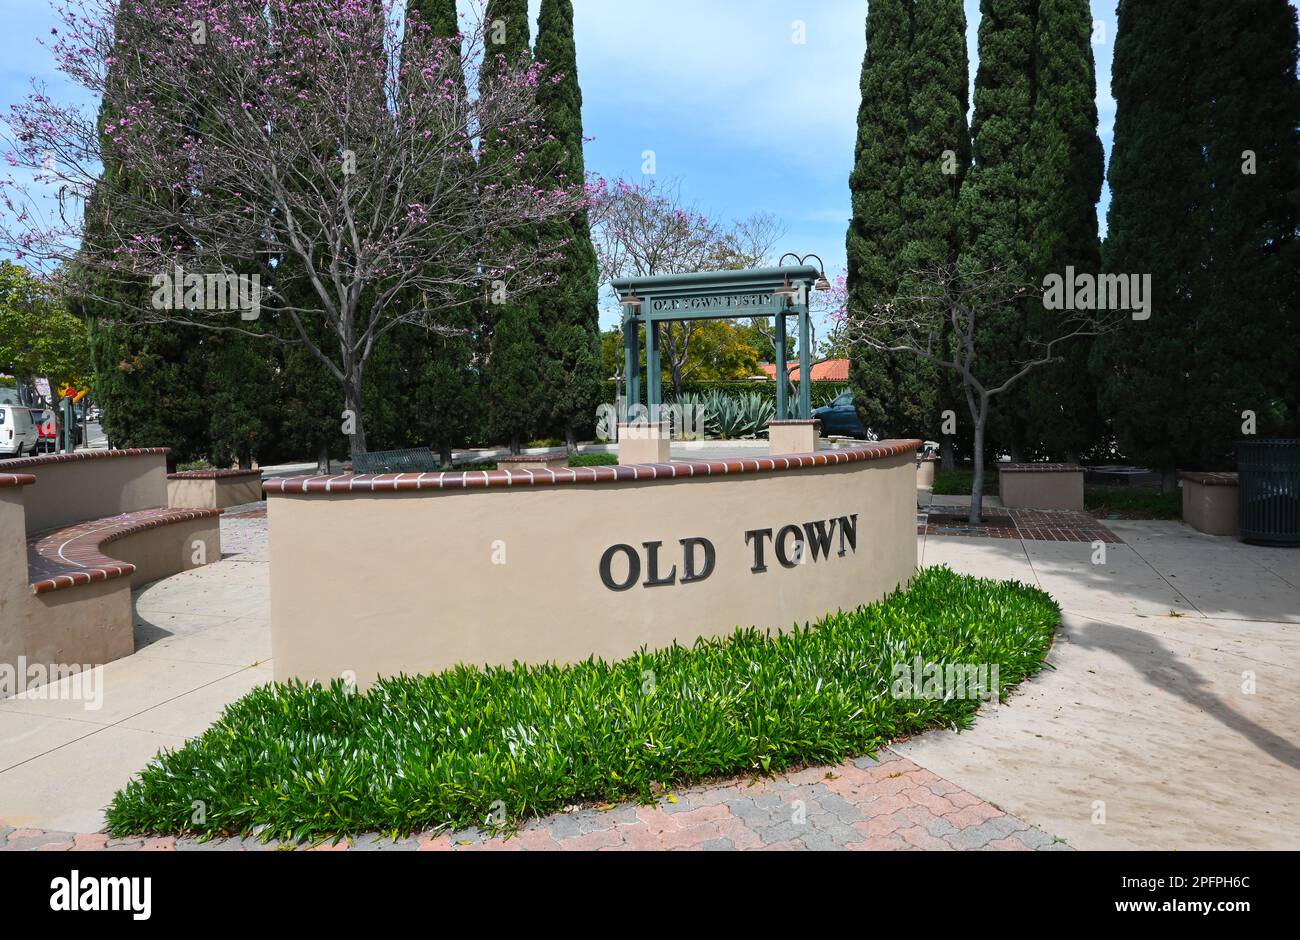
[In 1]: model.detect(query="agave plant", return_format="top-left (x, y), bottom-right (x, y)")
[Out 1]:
top-left (667, 389), bottom-right (775, 440)
top-left (672, 391), bottom-right (719, 439)
top-left (734, 392), bottom-right (775, 438)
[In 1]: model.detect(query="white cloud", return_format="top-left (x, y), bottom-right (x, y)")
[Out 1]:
top-left (568, 0), bottom-right (865, 180)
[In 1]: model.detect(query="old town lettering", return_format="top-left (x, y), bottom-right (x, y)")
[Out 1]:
top-left (599, 515), bottom-right (859, 592)
top-left (650, 293), bottom-right (775, 313)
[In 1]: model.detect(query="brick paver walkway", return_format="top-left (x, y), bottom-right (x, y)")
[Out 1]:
top-left (0, 750), bottom-right (1069, 852)
top-left (919, 508), bottom-right (1121, 543)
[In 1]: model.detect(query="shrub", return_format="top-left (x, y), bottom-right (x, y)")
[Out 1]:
top-left (104, 567), bottom-right (1059, 841)
top-left (569, 452), bottom-right (619, 468)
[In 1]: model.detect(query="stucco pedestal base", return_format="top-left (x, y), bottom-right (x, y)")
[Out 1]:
top-left (769, 420), bottom-right (821, 456)
top-left (1180, 472), bottom-right (1239, 536)
top-left (618, 424), bottom-right (671, 465)
top-left (168, 470), bottom-right (263, 509)
top-left (917, 457), bottom-right (939, 488)
top-left (998, 464), bottom-right (1085, 511)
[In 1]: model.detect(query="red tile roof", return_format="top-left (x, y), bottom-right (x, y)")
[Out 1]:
top-left (758, 359), bottom-right (850, 383)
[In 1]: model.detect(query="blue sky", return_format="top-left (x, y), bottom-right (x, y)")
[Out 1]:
top-left (0, 0), bottom-right (1185, 332)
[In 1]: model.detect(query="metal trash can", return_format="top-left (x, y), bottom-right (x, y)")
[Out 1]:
top-left (1237, 439), bottom-right (1300, 546)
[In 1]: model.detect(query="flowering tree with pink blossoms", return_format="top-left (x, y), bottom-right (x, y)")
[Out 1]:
top-left (1, 0), bottom-right (589, 453)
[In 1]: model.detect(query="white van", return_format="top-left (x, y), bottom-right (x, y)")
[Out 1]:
top-left (0, 404), bottom-right (39, 457)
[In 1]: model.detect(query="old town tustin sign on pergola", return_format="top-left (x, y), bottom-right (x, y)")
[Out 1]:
top-left (611, 262), bottom-right (826, 423)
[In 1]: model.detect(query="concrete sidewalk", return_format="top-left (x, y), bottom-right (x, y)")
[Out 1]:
top-left (0, 511), bottom-right (271, 833)
top-left (2, 505), bottom-right (1297, 849)
top-left (904, 519), bottom-right (1300, 850)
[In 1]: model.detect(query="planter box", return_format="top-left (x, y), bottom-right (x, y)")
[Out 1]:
top-left (498, 451), bottom-right (569, 471)
top-left (168, 469), bottom-right (263, 510)
top-left (998, 463), bottom-right (1084, 511)
top-left (768, 420), bottom-right (821, 457)
top-left (916, 456), bottom-right (939, 489)
top-left (1179, 471), bottom-right (1239, 537)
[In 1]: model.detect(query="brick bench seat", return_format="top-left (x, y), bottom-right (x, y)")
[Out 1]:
top-left (26, 507), bottom-right (223, 595)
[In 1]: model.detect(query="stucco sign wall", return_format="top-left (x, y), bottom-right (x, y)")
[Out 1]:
top-left (265, 442), bottom-right (921, 688)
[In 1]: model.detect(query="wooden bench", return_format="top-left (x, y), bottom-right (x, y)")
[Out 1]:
top-left (168, 468), bottom-right (263, 509)
top-left (1179, 471), bottom-right (1239, 536)
top-left (998, 463), bottom-right (1085, 511)
top-left (350, 448), bottom-right (441, 475)
top-left (498, 451), bottom-right (570, 471)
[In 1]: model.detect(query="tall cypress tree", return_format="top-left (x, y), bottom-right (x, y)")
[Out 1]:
top-left (78, 13), bottom-right (209, 466)
top-left (1194, 0), bottom-right (1300, 444)
top-left (481, 0), bottom-right (544, 452)
top-left (1098, 0), bottom-right (1299, 483)
top-left (533, 0), bottom-right (603, 450)
top-left (957, 0), bottom-right (1037, 461)
top-left (1016, 0), bottom-right (1106, 461)
top-left (846, 0), bottom-right (969, 443)
top-left (402, 0), bottom-right (478, 464)
top-left (846, 0), bottom-right (910, 437)
top-left (957, 0), bottom-right (1105, 462)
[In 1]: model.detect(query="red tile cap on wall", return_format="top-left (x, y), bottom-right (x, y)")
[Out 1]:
top-left (264, 440), bottom-right (924, 496)
top-left (4, 448), bottom-right (171, 472)
top-left (167, 468), bottom-right (262, 480)
top-left (1178, 471), bottom-right (1239, 487)
top-left (998, 463), bottom-right (1083, 473)
top-left (0, 473), bottom-right (37, 489)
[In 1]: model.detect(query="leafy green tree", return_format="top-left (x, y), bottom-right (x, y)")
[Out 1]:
top-left (1097, 0), bottom-right (1299, 485)
top-left (0, 262), bottom-right (91, 394)
top-left (532, 0), bottom-right (603, 449)
top-left (89, 321), bottom-right (209, 462)
top-left (846, 0), bottom-right (969, 442)
top-left (669, 320), bottom-right (763, 382)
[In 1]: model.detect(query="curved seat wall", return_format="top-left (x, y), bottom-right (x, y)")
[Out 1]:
top-left (1, 451), bottom-right (221, 695)
top-left (2, 449), bottom-right (170, 533)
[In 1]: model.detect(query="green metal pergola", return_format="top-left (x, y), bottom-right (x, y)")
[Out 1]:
top-left (611, 264), bottom-right (823, 423)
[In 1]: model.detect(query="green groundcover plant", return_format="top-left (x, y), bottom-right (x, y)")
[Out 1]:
top-left (106, 567), bottom-right (1059, 841)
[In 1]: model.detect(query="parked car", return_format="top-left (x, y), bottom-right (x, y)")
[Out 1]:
top-left (0, 403), bottom-right (40, 457)
top-left (28, 407), bottom-right (82, 453)
top-left (813, 390), bottom-right (868, 438)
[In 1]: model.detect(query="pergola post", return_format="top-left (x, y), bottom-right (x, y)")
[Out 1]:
top-left (623, 317), bottom-right (640, 420)
top-left (798, 304), bottom-right (812, 420)
top-left (774, 312), bottom-right (788, 421)
top-left (647, 322), bottom-right (662, 418)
